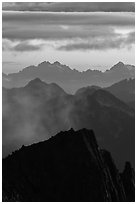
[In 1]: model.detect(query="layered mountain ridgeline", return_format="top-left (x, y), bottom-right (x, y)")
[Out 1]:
top-left (76, 78), bottom-right (135, 109)
top-left (105, 78), bottom-right (135, 108)
top-left (2, 61), bottom-right (135, 93)
top-left (3, 78), bottom-right (135, 170)
top-left (2, 129), bottom-right (134, 202)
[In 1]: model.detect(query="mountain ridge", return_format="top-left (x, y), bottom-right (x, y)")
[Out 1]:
top-left (2, 61), bottom-right (135, 93)
top-left (2, 128), bottom-right (135, 202)
top-left (76, 78), bottom-right (135, 108)
top-left (3, 61), bottom-right (135, 75)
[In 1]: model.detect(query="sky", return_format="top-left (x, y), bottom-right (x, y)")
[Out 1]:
top-left (2, 2), bottom-right (135, 74)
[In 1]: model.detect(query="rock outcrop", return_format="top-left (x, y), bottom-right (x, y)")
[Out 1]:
top-left (120, 162), bottom-right (135, 201)
top-left (2, 129), bottom-right (135, 202)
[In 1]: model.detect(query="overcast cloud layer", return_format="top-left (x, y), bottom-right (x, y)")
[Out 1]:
top-left (2, 2), bottom-right (135, 73)
top-left (2, 2), bottom-right (135, 12)
top-left (3, 11), bottom-right (135, 52)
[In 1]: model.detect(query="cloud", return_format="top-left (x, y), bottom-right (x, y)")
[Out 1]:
top-left (125, 32), bottom-right (135, 44)
top-left (2, 2), bottom-right (135, 12)
top-left (3, 39), bottom-right (42, 52)
top-left (2, 12), bottom-right (135, 41)
top-left (2, 12), bottom-right (135, 52)
top-left (3, 31), bottom-right (135, 53)
top-left (13, 41), bottom-right (41, 52)
top-left (57, 32), bottom-right (135, 51)
top-left (3, 11), bottom-right (135, 27)
top-left (2, 61), bottom-right (20, 66)
top-left (2, 26), bottom-right (116, 41)
top-left (4, 31), bottom-right (133, 53)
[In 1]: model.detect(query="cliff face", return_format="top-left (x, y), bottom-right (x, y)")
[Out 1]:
top-left (2, 129), bottom-right (134, 202)
top-left (120, 162), bottom-right (135, 201)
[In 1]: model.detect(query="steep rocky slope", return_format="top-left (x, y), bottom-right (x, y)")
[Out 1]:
top-left (2, 129), bottom-right (135, 202)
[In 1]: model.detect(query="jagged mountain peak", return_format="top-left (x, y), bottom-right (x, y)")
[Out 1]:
top-left (37, 60), bottom-right (72, 72)
top-left (25, 78), bottom-right (47, 88)
top-left (53, 61), bottom-right (61, 65)
top-left (3, 60), bottom-right (135, 92)
top-left (24, 78), bottom-right (66, 96)
top-left (28, 77), bottom-right (45, 84)
top-left (116, 61), bottom-right (125, 66)
top-left (110, 61), bottom-right (125, 70)
top-left (38, 61), bottom-right (51, 66)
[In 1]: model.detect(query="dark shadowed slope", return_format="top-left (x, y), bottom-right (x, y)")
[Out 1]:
top-left (105, 78), bottom-right (135, 105)
top-left (120, 161), bottom-right (135, 201)
top-left (2, 79), bottom-right (135, 169)
top-left (2, 61), bottom-right (135, 93)
top-left (72, 89), bottom-right (135, 169)
top-left (75, 85), bottom-right (100, 96)
top-left (128, 101), bottom-right (135, 109)
top-left (76, 78), bottom-right (135, 108)
top-left (2, 129), bottom-right (135, 202)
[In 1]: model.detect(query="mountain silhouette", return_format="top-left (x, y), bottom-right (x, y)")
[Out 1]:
top-left (76, 78), bottom-right (135, 108)
top-left (3, 78), bottom-right (135, 169)
top-left (105, 78), bottom-right (135, 108)
top-left (2, 61), bottom-right (135, 93)
top-left (2, 128), bottom-right (135, 202)
top-left (75, 85), bottom-right (100, 96)
top-left (72, 88), bottom-right (135, 169)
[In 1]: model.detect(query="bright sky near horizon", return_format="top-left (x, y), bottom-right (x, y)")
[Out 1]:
top-left (2, 2), bottom-right (135, 74)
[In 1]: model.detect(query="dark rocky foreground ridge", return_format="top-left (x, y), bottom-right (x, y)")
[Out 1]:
top-left (2, 129), bottom-right (134, 202)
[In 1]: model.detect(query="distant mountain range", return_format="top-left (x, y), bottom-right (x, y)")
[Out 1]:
top-left (2, 61), bottom-right (135, 93)
top-left (2, 129), bottom-right (135, 202)
top-left (3, 78), bottom-right (135, 169)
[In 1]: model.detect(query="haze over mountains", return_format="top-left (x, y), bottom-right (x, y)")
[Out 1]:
top-left (2, 2), bottom-right (135, 202)
top-left (3, 77), bottom-right (135, 170)
top-left (2, 61), bottom-right (135, 93)
top-left (2, 59), bottom-right (135, 187)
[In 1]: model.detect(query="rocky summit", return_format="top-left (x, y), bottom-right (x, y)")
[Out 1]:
top-left (2, 128), bottom-right (134, 202)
